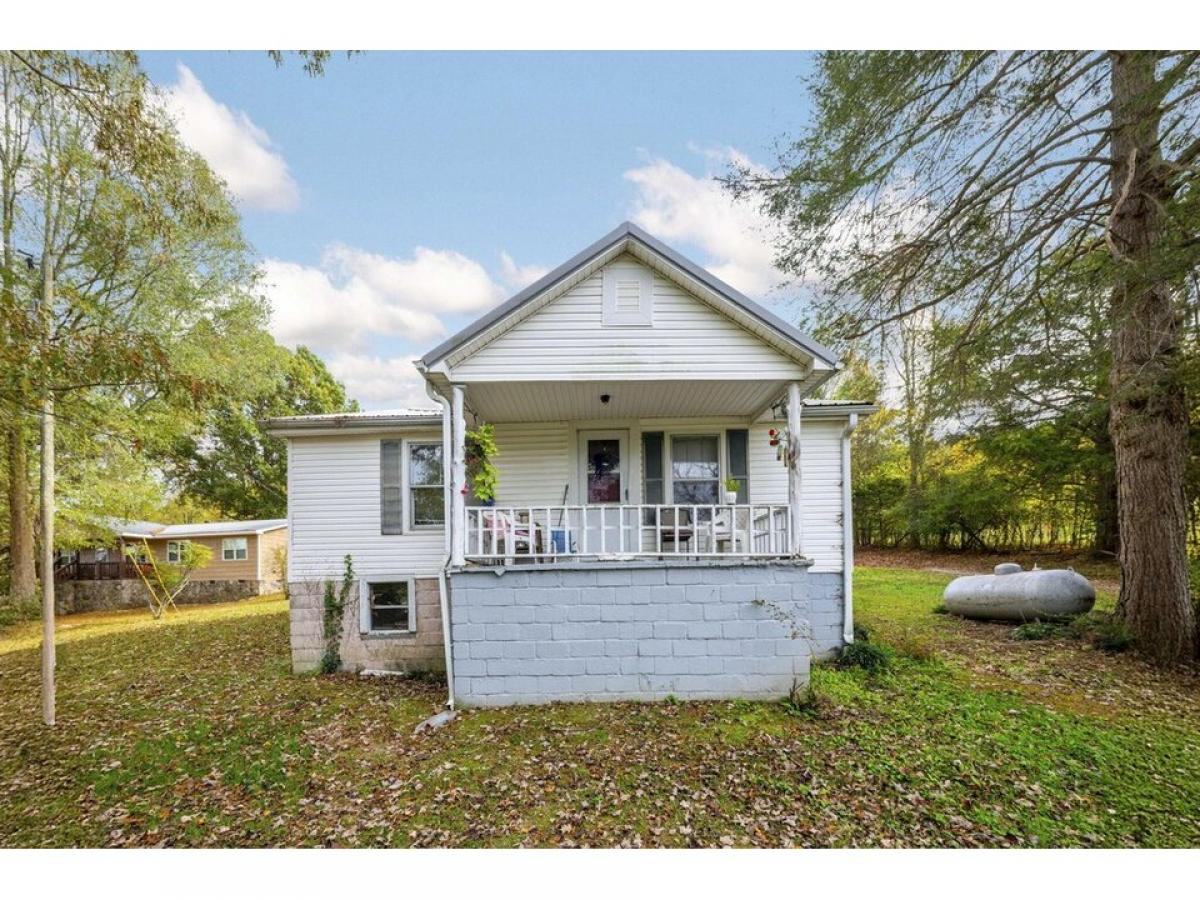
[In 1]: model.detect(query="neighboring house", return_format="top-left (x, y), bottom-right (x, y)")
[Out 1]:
top-left (267, 222), bottom-right (873, 706)
top-left (55, 518), bottom-right (288, 613)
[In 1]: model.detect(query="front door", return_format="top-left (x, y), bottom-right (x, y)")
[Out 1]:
top-left (578, 430), bottom-right (628, 553)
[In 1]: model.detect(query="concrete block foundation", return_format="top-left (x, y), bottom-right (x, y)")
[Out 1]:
top-left (448, 560), bottom-right (844, 706)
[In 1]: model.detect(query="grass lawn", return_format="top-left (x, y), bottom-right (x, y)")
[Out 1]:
top-left (1, 568), bottom-right (1198, 848)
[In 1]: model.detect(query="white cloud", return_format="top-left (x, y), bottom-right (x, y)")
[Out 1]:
top-left (624, 147), bottom-right (781, 297)
top-left (262, 257), bottom-right (447, 353)
top-left (322, 244), bottom-right (504, 314)
top-left (163, 63), bottom-right (299, 211)
top-left (262, 243), bottom-right (545, 360)
top-left (324, 353), bottom-right (433, 409)
top-left (498, 252), bottom-right (550, 291)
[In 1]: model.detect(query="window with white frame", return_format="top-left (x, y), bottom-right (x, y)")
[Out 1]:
top-left (222, 537), bottom-right (248, 561)
top-left (670, 434), bottom-right (721, 505)
top-left (166, 540), bottom-right (184, 563)
top-left (408, 442), bottom-right (444, 528)
top-left (360, 578), bottom-right (416, 633)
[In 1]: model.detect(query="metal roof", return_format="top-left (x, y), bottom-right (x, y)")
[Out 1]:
top-left (420, 221), bottom-right (840, 369)
top-left (262, 408), bottom-right (442, 434)
top-left (110, 518), bottom-right (288, 539)
top-left (151, 520), bottom-right (288, 538)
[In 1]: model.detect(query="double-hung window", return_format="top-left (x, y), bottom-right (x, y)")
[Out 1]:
top-left (408, 443), bottom-right (444, 529)
top-left (381, 440), bottom-right (445, 534)
top-left (166, 541), bottom-right (183, 563)
top-left (670, 435), bottom-right (720, 505)
top-left (222, 537), bottom-right (248, 561)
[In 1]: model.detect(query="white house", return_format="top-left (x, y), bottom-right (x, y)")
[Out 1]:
top-left (266, 222), bottom-right (873, 707)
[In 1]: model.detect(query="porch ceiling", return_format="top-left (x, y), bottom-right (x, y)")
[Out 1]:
top-left (464, 379), bottom-right (790, 423)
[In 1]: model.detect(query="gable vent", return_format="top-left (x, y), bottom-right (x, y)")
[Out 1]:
top-left (615, 279), bottom-right (642, 313)
top-left (602, 265), bottom-right (653, 326)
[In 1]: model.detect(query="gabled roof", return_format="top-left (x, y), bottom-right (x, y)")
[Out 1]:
top-left (420, 221), bottom-right (840, 370)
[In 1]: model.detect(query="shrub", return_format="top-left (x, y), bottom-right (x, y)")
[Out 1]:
top-left (838, 639), bottom-right (893, 674)
top-left (1011, 621), bottom-right (1068, 641)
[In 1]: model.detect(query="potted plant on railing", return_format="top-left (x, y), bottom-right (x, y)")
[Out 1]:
top-left (465, 423), bottom-right (499, 505)
top-left (723, 477), bottom-right (741, 505)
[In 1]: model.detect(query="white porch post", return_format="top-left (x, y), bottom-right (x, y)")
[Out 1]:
top-left (451, 384), bottom-right (467, 567)
top-left (787, 382), bottom-right (803, 557)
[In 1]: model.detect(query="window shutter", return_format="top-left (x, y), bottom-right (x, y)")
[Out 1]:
top-left (381, 440), bottom-right (403, 534)
top-left (726, 430), bottom-right (749, 502)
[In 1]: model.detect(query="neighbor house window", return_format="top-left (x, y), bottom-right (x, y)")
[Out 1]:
top-left (381, 440), bottom-right (403, 534)
top-left (408, 442), bottom-right (444, 528)
top-left (166, 541), bottom-right (183, 563)
top-left (726, 429), bottom-right (749, 503)
top-left (360, 578), bottom-right (416, 633)
top-left (671, 435), bottom-right (720, 505)
top-left (222, 537), bottom-right (248, 561)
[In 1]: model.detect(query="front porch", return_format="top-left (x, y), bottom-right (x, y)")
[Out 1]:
top-left (437, 378), bottom-right (814, 570)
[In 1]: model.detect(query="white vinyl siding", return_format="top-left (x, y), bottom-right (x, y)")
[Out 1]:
top-left (450, 256), bottom-right (809, 382)
top-left (288, 432), bottom-right (445, 579)
top-left (748, 419), bottom-right (845, 573)
top-left (490, 422), bottom-right (572, 508)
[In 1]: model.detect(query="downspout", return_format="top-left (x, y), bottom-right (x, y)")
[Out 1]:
top-left (841, 413), bottom-right (859, 644)
top-left (424, 379), bottom-right (456, 710)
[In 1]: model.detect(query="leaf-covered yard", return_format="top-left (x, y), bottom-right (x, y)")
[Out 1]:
top-left (1, 567), bottom-right (1198, 848)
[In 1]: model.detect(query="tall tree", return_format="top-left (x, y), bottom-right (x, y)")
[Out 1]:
top-left (0, 51), bottom-right (265, 720)
top-left (731, 51), bottom-right (1200, 663)
top-left (1, 59), bottom-right (37, 604)
top-left (162, 345), bottom-right (357, 519)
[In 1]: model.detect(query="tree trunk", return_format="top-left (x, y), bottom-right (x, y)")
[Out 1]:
top-left (1107, 51), bottom-right (1196, 664)
top-left (6, 418), bottom-right (36, 602)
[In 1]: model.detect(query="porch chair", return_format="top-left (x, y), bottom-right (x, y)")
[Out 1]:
top-left (481, 509), bottom-right (543, 562)
top-left (657, 507), bottom-right (695, 553)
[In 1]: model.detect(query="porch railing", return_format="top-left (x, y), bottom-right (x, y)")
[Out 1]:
top-left (464, 504), bottom-right (792, 563)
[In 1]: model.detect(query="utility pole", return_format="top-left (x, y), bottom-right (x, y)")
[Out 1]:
top-left (36, 247), bottom-right (55, 726)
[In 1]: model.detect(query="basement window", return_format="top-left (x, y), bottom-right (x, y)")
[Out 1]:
top-left (360, 578), bottom-right (417, 633)
top-left (601, 264), bottom-right (653, 326)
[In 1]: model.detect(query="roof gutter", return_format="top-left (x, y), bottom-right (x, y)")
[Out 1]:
top-left (262, 414), bottom-right (442, 438)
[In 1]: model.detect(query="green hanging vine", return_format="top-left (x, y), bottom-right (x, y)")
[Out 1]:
top-left (465, 423), bottom-right (499, 502)
top-left (321, 554), bottom-right (355, 674)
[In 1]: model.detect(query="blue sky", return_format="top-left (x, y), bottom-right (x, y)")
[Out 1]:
top-left (139, 51), bottom-right (816, 408)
